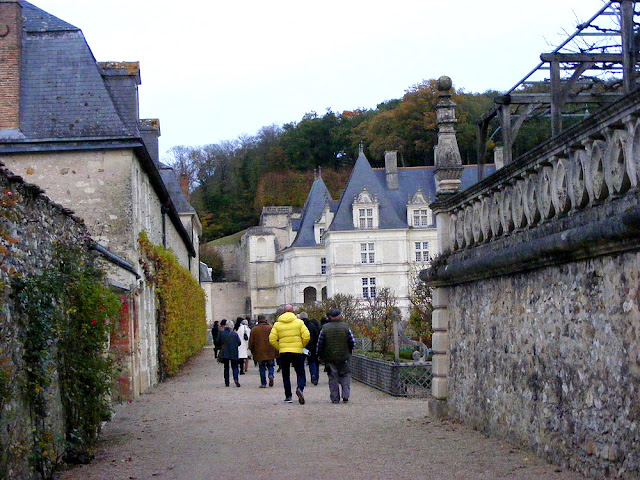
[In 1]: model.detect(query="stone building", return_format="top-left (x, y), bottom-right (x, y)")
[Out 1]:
top-left (0, 0), bottom-right (202, 398)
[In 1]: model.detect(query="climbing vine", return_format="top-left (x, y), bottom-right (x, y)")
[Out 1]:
top-left (11, 244), bottom-right (121, 476)
top-left (138, 231), bottom-right (206, 378)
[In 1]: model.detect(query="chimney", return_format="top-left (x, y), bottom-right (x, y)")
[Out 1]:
top-left (385, 151), bottom-right (399, 190)
top-left (0, 0), bottom-right (23, 138)
top-left (139, 118), bottom-right (161, 165)
top-left (179, 174), bottom-right (190, 201)
top-left (98, 62), bottom-right (141, 133)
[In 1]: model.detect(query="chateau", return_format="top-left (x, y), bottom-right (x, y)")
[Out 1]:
top-left (210, 147), bottom-right (493, 320)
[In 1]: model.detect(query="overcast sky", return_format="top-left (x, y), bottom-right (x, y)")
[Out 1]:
top-left (32, 0), bottom-right (607, 158)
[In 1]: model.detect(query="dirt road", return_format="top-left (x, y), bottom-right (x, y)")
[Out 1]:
top-left (54, 346), bottom-right (588, 480)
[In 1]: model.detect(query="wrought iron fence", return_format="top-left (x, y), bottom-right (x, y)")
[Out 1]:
top-left (350, 354), bottom-right (432, 397)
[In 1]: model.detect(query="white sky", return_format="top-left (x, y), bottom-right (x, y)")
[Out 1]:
top-left (32, 0), bottom-right (607, 157)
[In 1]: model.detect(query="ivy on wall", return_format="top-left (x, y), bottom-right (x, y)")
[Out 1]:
top-left (138, 232), bottom-right (206, 378)
top-left (10, 244), bottom-right (121, 476)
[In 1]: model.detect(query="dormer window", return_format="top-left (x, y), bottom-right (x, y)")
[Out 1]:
top-left (352, 187), bottom-right (379, 229)
top-left (412, 208), bottom-right (432, 227)
top-left (407, 187), bottom-right (433, 227)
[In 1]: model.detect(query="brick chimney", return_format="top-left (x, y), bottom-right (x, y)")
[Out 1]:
top-left (385, 151), bottom-right (399, 190)
top-left (0, 0), bottom-right (23, 137)
top-left (179, 174), bottom-right (190, 201)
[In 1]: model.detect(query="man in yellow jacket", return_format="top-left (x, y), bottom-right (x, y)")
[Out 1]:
top-left (269, 304), bottom-right (311, 404)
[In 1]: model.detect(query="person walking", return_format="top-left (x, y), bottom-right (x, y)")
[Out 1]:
top-left (299, 312), bottom-right (320, 386)
top-left (269, 305), bottom-right (310, 404)
top-left (211, 321), bottom-right (220, 358)
top-left (235, 317), bottom-right (250, 374)
top-left (248, 315), bottom-right (278, 388)
top-left (215, 319), bottom-right (242, 387)
top-left (316, 309), bottom-right (356, 404)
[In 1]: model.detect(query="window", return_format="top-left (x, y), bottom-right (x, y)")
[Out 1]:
top-left (358, 208), bottom-right (374, 229)
top-left (362, 277), bottom-right (376, 298)
top-left (413, 208), bottom-right (432, 227)
top-left (321, 257), bottom-right (327, 275)
top-left (360, 243), bottom-right (375, 264)
top-left (319, 228), bottom-right (325, 245)
top-left (415, 241), bottom-right (430, 262)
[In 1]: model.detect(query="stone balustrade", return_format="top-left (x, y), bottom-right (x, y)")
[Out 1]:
top-left (426, 88), bottom-right (640, 284)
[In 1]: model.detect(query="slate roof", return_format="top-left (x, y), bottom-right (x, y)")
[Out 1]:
top-left (292, 149), bottom-right (495, 241)
top-left (0, 1), bottom-right (197, 258)
top-left (18, 1), bottom-right (132, 141)
top-left (289, 177), bottom-right (333, 248)
top-left (329, 149), bottom-right (405, 231)
top-left (159, 164), bottom-right (196, 214)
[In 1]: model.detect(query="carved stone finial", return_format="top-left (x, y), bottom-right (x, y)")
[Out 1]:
top-left (434, 76), bottom-right (463, 196)
top-left (437, 75), bottom-right (453, 92)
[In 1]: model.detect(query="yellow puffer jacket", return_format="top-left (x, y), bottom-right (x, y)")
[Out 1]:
top-left (269, 312), bottom-right (310, 354)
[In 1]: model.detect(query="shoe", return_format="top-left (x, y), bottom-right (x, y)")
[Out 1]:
top-left (342, 397), bottom-right (349, 403)
top-left (311, 379), bottom-right (318, 386)
top-left (235, 380), bottom-right (241, 387)
top-left (225, 384), bottom-right (230, 387)
top-left (331, 401), bottom-right (340, 404)
top-left (277, 368), bottom-right (281, 373)
top-left (296, 388), bottom-right (305, 405)
top-left (284, 397), bottom-right (293, 403)
top-left (259, 385), bottom-right (266, 388)
top-left (269, 377), bottom-right (274, 387)
top-left (239, 371), bottom-right (245, 375)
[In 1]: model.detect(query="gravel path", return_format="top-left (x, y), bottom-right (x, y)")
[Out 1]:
top-left (54, 347), bottom-right (588, 480)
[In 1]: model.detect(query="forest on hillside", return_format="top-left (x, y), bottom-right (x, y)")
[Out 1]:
top-left (165, 79), bottom-right (554, 243)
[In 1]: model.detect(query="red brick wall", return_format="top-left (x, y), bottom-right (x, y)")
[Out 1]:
top-left (0, 0), bottom-right (22, 131)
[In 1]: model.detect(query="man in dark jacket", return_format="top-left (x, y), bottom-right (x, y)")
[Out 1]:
top-left (248, 315), bottom-right (278, 388)
top-left (215, 319), bottom-right (242, 387)
top-left (316, 309), bottom-right (356, 403)
top-left (299, 312), bottom-right (320, 385)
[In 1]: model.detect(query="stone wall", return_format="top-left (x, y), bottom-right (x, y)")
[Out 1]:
top-left (208, 282), bottom-right (249, 322)
top-left (0, 167), bottom-right (92, 478)
top-left (447, 253), bottom-right (639, 478)
top-left (422, 89), bottom-right (640, 479)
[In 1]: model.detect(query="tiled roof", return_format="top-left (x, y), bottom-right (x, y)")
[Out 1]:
top-left (159, 164), bottom-right (196, 214)
top-left (329, 149), bottom-right (405, 231)
top-left (289, 177), bottom-right (332, 248)
top-left (293, 150), bottom-right (496, 239)
top-left (18, 1), bottom-right (131, 141)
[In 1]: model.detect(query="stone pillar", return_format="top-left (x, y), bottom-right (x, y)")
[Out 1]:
top-left (431, 287), bottom-right (450, 398)
top-left (434, 76), bottom-right (463, 196)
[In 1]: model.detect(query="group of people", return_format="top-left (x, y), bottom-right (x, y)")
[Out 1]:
top-left (211, 305), bottom-right (356, 405)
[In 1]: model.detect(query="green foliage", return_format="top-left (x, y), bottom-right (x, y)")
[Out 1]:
top-left (138, 232), bottom-right (207, 378)
top-left (199, 248), bottom-right (224, 281)
top-left (11, 244), bottom-right (120, 476)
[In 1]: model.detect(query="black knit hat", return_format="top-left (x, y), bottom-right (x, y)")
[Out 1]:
top-left (328, 309), bottom-right (341, 318)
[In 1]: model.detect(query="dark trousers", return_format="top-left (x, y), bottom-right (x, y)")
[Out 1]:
top-left (222, 358), bottom-right (240, 386)
top-left (278, 352), bottom-right (306, 398)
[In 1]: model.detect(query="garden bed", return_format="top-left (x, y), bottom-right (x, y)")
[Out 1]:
top-left (350, 353), bottom-right (432, 397)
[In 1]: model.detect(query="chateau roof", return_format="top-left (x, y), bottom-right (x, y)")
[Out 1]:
top-left (289, 177), bottom-right (332, 248)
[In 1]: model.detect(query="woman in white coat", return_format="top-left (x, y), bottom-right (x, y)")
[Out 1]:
top-left (235, 317), bottom-right (251, 374)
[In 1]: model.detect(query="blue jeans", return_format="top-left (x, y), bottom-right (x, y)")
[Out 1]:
top-left (308, 357), bottom-right (319, 384)
top-left (278, 352), bottom-right (306, 398)
top-left (222, 358), bottom-right (240, 386)
top-left (258, 360), bottom-right (275, 386)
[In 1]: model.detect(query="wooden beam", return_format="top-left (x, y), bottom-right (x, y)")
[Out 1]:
top-left (540, 53), bottom-right (624, 63)
top-left (507, 93), bottom-right (622, 104)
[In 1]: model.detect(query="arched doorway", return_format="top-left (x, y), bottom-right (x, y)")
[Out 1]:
top-left (303, 286), bottom-right (317, 304)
